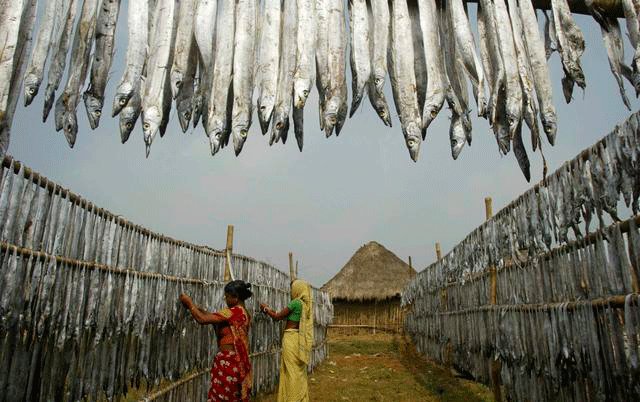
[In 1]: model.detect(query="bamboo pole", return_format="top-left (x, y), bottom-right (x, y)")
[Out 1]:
top-left (224, 225), bottom-right (234, 282)
top-left (295, 260), bottom-right (299, 278)
top-left (435, 243), bottom-right (442, 261)
top-left (408, 256), bottom-right (413, 270)
top-left (289, 252), bottom-right (295, 282)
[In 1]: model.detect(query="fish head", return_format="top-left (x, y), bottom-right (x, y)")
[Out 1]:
top-left (112, 84), bottom-right (134, 117)
top-left (293, 79), bottom-right (312, 109)
top-left (176, 97), bottom-right (193, 133)
top-left (170, 69), bottom-right (184, 99)
top-left (323, 97), bottom-right (340, 137)
top-left (495, 122), bottom-right (511, 155)
top-left (62, 112), bottom-right (78, 149)
top-left (191, 94), bottom-right (203, 128)
top-left (372, 70), bottom-right (386, 94)
top-left (541, 110), bottom-right (557, 145)
top-left (83, 92), bottom-right (103, 130)
top-left (404, 122), bottom-right (422, 162)
top-left (42, 87), bottom-right (55, 122)
top-left (54, 95), bottom-right (68, 132)
top-left (232, 124), bottom-right (250, 156)
top-left (449, 117), bottom-right (466, 160)
top-left (505, 100), bottom-right (523, 138)
top-left (423, 94), bottom-right (444, 129)
top-left (209, 128), bottom-right (224, 156)
top-left (119, 104), bottom-right (140, 144)
top-left (270, 110), bottom-right (289, 145)
top-left (373, 96), bottom-right (392, 127)
top-left (205, 115), bottom-right (225, 139)
top-left (23, 73), bottom-right (40, 106)
top-left (257, 95), bottom-right (275, 135)
top-left (142, 106), bottom-right (162, 155)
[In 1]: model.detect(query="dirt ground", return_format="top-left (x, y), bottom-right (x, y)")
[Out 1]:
top-left (256, 332), bottom-right (493, 402)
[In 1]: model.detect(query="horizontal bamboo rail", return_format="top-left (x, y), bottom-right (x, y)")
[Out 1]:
top-left (411, 294), bottom-right (638, 317)
top-left (0, 240), bottom-right (291, 294)
top-left (142, 369), bottom-right (209, 401)
top-left (462, 0), bottom-right (623, 17)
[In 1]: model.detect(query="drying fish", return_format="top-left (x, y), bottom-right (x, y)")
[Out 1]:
top-left (84, 0), bottom-right (121, 130)
top-left (207, 0), bottom-right (234, 155)
top-left (54, 0), bottom-right (100, 148)
top-left (257, 0), bottom-right (282, 134)
top-left (450, 0), bottom-right (487, 117)
top-left (323, 0), bottom-right (348, 137)
top-left (551, 0), bottom-right (586, 100)
top-left (176, 44), bottom-right (198, 133)
top-left (410, 3), bottom-right (427, 124)
top-left (293, 0), bottom-right (316, 109)
top-left (348, 0), bottom-right (371, 117)
top-left (119, 90), bottom-right (141, 144)
top-left (112, 0), bottom-right (148, 117)
top-left (0, 0), bottom-right (28, 127)
top-left (270, 0), bottom-right (297, 144)
top-left (315, 0), bottom-right (330, 132)
top-left (388, 0), bottom-right (421, 161)
top-left (170, 0), bottom-right (197, 99)
top-left (141, 0), bottom-right (176, 156)
top-left (519, 0), bottom-right (558, 145)
top-left (194, 0), bottom-right (217, 131)
top-left (367, 0), bottom-right (392, 127)
top-left (231, 0), bottom-right (258, 156)
top-left (417, 0), bottom-right (446, 130)
top-left (23, 0), bottom-right (61, 107)
top-left (587, 1), bottom-right (633, 110)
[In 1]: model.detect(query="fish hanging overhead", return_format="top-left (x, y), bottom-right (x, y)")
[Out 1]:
top-left (0, 0), bottom-right (635, 175)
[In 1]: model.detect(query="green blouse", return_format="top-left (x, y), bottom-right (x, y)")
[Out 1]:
top-left (287, 299), bottom-right (302, 322)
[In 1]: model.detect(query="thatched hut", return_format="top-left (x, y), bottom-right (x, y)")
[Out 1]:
top-left (322, 241), bottom-right (416, 333)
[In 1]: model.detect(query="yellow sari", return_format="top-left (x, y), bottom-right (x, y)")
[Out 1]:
top-left (277, 280), bottom-right (314, 402)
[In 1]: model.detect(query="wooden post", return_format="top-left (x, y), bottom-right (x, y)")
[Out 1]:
top-left (435, 242), bottom-right (442, 261)
top-left (484, 198), bottom-right (502, 402)
top-left (289, 252), bottom-right (295, 282)
top-left (408, 256), bottom-right (412, 270)
top-left (295, 260), bottom-right (299, 278)
top-left (224, 225), bottom-right (234, 282)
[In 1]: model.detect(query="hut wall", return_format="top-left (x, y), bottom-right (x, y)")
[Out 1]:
top-left (0, 156), bottom-right (333, 401)
top-left (402, 112), bottom-right (640, 402)
top-left (330, 298), bottom-right (404, 334)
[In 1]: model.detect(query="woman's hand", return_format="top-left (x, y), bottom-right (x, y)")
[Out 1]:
top-left (179, 293), bottom-right (193, 309)
top-left (259, 303), bottom-right (269, 314)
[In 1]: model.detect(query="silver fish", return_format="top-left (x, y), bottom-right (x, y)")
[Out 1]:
top-left (551, 0), bottom-right (586, 96)
top-left (176, 42), bottom-right (197, 133)
top-left (519, 0), bottom-right (557, 145)
top-left (622, 0), bottom-right (640, 95)
top-left (231, 0), bottom-right (257, 156)
top-left (348, 0), bottom-right (371, 117)
top-left (257, 0), bottom-right (281, 135)
top-left (493, 0), bottom-right (523, 140)
top-left (83, 0), bottom-right (121, 130)
top-left (293, 104), bottom-right (304, 151)
top-left (315, 0), bottom-right (330, 131)
top-left (23, 0), bottom-right (60, 106)
top-left (112, 0), bottom-right (148, 117)
top-left (449, 114), bottom-right (466, 160)
top-left (324, 0), bottom-right (348, 137)
top-left (207, 0), bottom-right (234, 155)
top-left (194, 0), bottom-right (217, 132)
top-left (270, 0), bottom-right (297, 144)
top-left (388, 0), bottom-right (421, 161)
top-left (417, 0), bottom-right (445, 130)
top-left (513, 125), bottom-right (531, 182)
top-left (0, 0), bottom-right (28, 126)
top-left (119, 89), bottom-right (141, 144)
top-left (141, 0), bottom-right (176, 156)
top-left (170, 0), bottom-right (197, 99)
top-left (54, 0), bottom-right (100, 148)
top-left (293, 0), bottom-right (316, 109)
top-left (450, 0), bottom-right (487, 117)
top-left (367, 0), bottom-right (391, 127)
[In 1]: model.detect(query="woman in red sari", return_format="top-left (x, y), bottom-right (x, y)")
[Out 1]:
top-left (179, 280), bottom-right (253, 402)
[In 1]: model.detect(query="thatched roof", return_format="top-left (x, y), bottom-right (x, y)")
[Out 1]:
top-left (321, 241), bottom-right (416, 302)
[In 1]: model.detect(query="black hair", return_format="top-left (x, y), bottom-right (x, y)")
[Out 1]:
top-left (224, 280), bottom-right (253, 301)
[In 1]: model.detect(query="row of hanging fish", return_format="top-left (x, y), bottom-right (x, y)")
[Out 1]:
top-left (403, 110), bottom-right (640, 297)
top-left (405, 297), bottom-right (640, 401)
top-left (0, 156), bottom-right (333, 401)
top-left (1, 0), bottom-right (639, 170)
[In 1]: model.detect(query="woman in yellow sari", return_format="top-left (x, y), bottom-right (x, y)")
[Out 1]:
top-left (260, 280), bottom-right (313, 402)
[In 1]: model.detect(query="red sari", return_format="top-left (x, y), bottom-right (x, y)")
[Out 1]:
top-left (208, 306), bottom-right (252, 402)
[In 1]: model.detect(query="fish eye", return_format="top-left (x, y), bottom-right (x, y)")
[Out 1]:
top-left (260, 105), bottom-right (266, 111)
top-left (240, 130), bottom-right (247, 138)
top-left (95, 110), bottom-right (102, 117)
top-left (184, 112), bottom-right (191, 120)
top-left (126, 122), bottom-right (133, 129)
top-left (330, 116), bottom-right (337, 124)
top-left (176, 80), bottom-right (182, 88)
top-left (119, 98), bottom-right (127, 106)
top-left (28, 88), bottom-right (35, 94)
top-left (216, 133), bottom-right (222, 139)
top-left (375, 78), bottom-right (382, 85)
top-left (143, 123), bottom-right (150, 130)
top-left (430, 110), bottom-right (437, 118)
top-left (276, 122), bottom-right (283, 130)
top-left (407, 139), bottom-right (416, 147)
top-left (303, 90), bottom-right (309, 97)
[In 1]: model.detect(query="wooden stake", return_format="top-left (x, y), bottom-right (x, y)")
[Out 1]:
top-left (408, 256), bottom-right (412, 270)
top-left (289, 252), bottom-right (295, 282)
top-left (435, 242), bottom-right (442, 261)
top-left (224, 225), bottom-right (234, 282)
top-left (295, 260), bottom-right (299, 278)
top-left (485, 197), bottom-right (493, 220)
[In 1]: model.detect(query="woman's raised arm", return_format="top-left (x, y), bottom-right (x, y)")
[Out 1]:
top-left (180, 294), bottom-right (228, 325)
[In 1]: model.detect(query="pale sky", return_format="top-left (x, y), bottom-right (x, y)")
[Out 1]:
top-left (9, 4), bottom-right (636, 287)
